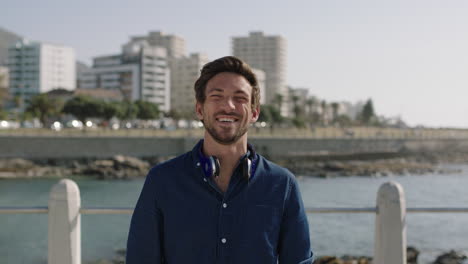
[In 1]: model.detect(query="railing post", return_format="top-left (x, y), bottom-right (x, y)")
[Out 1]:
top-left (374, 181), bottom-right (407, 264)
top-left (48, 179), bottom-right (81, 264)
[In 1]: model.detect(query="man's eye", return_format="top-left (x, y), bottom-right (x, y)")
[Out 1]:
top-left (236, 97), bottom-right (248, 102)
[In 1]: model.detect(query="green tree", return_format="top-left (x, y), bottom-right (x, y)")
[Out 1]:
top-left (62, 96), bottom-right (102, 124)
top-left (117, 100), bottom-right (139, 121)
top-left (26, 94), bottom-right (62, 126)
top-left (0, 109), bottom-right (7, 120)
top-left (335, 114), bottom-right (353, 126)
top-left (258, 105), bottom-right (273, 123)
top-left (320, 100), bottom-right (328, 125)
top-left (305, 97), bottom-right (318, 116)
top-left (290, 95), bottom-right (306, 128)
top-left (359, 99), bottom-right (376, 125)
top-left (273, 93), bottom-right (283, 115)
top-left (99, 101), bottom-right (121, 121)
top-left (292, 117), bottom-right (306, 128)
top-left (291, 95), bottom-right (305, 120)
top-left (259, 104), bottom-right (283, 130)
top-left (135, 100), bottom-right (160, 120)
top-left (331, 102), bottom-right (340, 123)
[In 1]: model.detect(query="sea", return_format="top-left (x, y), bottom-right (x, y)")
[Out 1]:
top-left (1, 164), bottom-right (468, 264)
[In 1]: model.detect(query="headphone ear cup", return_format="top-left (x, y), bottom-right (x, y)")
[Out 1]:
top-left (213, 156), bottom-right (220, 177)
top-left (243, 158), bottom-right (252, 180)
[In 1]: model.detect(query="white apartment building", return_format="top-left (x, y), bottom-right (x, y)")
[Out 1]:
top-left (80, 41), bottom-right (171, 112)
top-left (8, 39), bottom-right (76, 100)
top-left (170, 53), bottom-right (209, 115)
top-left (232, 31), bottom-right (288, 116)
top-left (128, 31), bottom-right (186, 59)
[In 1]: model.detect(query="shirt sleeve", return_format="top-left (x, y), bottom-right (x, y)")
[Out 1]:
top-left (126, 170), bottom-right (165, 264)
top-left (278, 176), bottom-right (314, 264)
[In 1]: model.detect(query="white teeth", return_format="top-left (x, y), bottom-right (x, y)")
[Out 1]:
top-left (218, 118), bottom-right (235, 122)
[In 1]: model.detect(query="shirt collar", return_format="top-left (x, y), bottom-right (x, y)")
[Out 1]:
top-left (191, 139), bottom-right (258, 180)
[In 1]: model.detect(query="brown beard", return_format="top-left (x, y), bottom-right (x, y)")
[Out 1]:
top-left (202, 111), bottom-right (248, 145)
top-left (204, 121), bottom-right (248, 145)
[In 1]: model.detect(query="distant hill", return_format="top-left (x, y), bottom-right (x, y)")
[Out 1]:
top-left (0, 27), bottom-right (23, 66)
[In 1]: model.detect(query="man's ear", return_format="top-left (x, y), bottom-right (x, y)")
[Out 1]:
top-left (250, 106), bottom-right (260, 123)
top-left (195, 102), bottom-right (204, 120)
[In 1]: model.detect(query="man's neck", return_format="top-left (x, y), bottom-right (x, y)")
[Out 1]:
top-left (202, 135), bottom-right (248, 163)
top-left (202, 134), bottom-right (248, 193)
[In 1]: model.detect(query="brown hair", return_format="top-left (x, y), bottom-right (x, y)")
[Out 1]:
top-left (194, 56), bottom-right (260, 111)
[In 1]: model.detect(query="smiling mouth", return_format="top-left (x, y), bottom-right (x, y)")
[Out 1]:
top-left (216, 117), bottom-right (238, 123)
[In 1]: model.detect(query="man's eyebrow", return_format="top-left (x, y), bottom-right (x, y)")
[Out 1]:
top-left (206, 87), bottom-right (223, 93)
top-left (234, 90), bottom-right (249, 96)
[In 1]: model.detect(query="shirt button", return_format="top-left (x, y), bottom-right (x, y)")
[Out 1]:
top-left (221, 238), bottom-right (227, 244)
top-left (222, 203), bottom-right (227, 208)
top-left (203, 178), bottom-right (207, 182)
top-left (196, 162), bottom-right (200, 167)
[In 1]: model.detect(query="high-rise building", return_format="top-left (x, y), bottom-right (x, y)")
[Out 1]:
top-left (232, 31), bottom-right (288, 116)
top-left (169, 53), bottom-right (209, 115)
top-left (79, 40), bottom-right (171, 112)
top-left (8, 39), bottom-right (76, 101)
top-left (0, 27), bottom-right (22, 66)
top-left (129, 31), bottom-right (186, 59)
top-left (0, 66), bottom-right (9, 108)
top-left (0, 66), bottom-right (8, 89)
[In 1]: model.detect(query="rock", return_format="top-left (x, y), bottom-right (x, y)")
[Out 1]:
top-left (313, 256), bottom-right (372, 264)
top-left (0, 158), bottom-right (36, 170)
top-left (323, 162), bottom-right (347, 172)
top-left (407, 246), bottom-right (419, 264)
top-left (115, 248), bottom-right (126, 256)
top-left (313, 256), bottom-right (344, 264)
top-left (76, 156), bottom-right (150, 179)
top-left (433, 250), bottom-right (467, 264)
top-left (93, 160), bottom-right (114, 168)
top-left (113, 155), bottom-right (149, 170)
top-left (87, 259), bottom-right (113, 264)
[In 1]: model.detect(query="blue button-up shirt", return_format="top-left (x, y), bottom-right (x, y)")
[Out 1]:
top-left (126, 142), bottom-right (313, 263)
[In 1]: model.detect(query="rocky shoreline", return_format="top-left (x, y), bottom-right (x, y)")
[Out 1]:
top-left (0, 155), bottom-right (154, 179)
top-left (86, 247), bottom-right (467, 264)
top-left (1, 151), bottom-right (468, 180)
top-left (277, 151), bottom-right (468, 178)
top-left (312, 248), bottom-right (467, 264)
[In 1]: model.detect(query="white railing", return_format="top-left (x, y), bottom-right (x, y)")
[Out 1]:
top-left (1, 179), bottom-right (468, 264)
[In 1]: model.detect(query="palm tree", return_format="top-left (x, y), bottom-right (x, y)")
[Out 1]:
top-left (305, 97), bottom-right (317, 116)
top-left (331, 102), bottom-right (340, 124)
top-left (291, 95), bottom-right (300, 119)
top-left (273, 93), bottom-right (283, 115)
top-left (320, 100), bottom-right (328, 125)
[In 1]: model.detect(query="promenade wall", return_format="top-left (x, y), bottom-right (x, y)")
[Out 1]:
top-left (2, 136), bottom-right (468, 159)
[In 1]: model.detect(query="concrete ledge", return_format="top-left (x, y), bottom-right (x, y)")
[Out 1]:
top-left (2, 136), bottom-right (468, 159)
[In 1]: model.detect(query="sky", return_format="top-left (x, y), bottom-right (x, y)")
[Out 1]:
top-left (2, 0), bottom-right (468, 128)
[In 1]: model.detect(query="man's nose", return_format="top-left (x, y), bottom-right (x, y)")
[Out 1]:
top-left (222, 97), bottom-right (236, 111)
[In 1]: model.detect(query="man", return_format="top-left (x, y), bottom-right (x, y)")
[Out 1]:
top-left (126, 56), bottom-right (313, 263)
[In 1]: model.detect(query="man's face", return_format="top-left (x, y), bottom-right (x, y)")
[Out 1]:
top-left (196, 72), bottom-right (259, 145)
